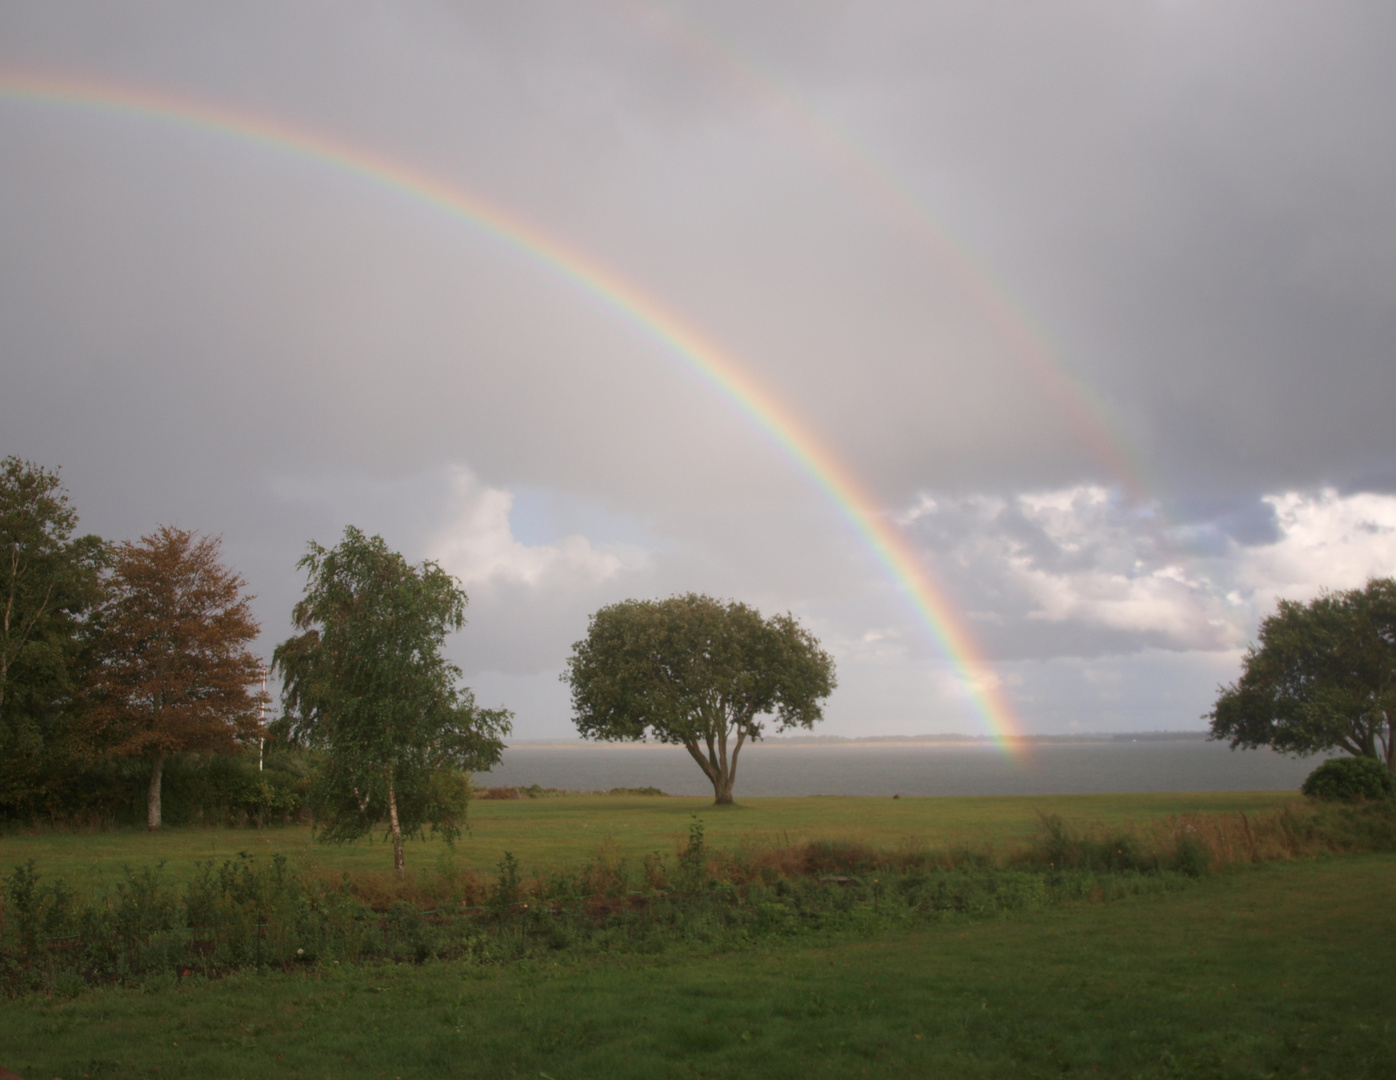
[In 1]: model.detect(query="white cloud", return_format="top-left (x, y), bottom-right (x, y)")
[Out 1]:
top-left (903, 485), bottom-right (1396, 659)
top-left (428, 467), bottom-right (645, 589)
top-left (1236, 490), bottom-right (1396, 608)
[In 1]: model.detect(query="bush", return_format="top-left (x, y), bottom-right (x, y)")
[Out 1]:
top-left (1301, 757), bottom-right (1395, 803)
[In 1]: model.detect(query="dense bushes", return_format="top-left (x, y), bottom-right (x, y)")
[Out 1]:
top-left (1302, 756), bottom-right (1395, 802)
top-left (159, 751), bottom-right (309, 827)
top-left (7, 799), bottom-right (1395, 997)
top-left (4, 798), bottom-right (1395, 998)
top-left (7, 748), bottom-right (311, 828)
top-left (0, 850), bottom-right (1173, 998)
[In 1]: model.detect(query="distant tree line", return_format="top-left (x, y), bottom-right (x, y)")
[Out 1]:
top-left (0, 458), bottom-right (509, 860)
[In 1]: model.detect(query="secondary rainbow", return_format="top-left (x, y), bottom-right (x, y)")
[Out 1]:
top-left (0, 69), bottom-right (1024, 746)
top-left (620, 0), bottom-right (1152, 497)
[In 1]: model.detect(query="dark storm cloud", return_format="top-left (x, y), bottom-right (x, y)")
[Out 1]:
top-left (2, 2), bottom-right (1393, 735)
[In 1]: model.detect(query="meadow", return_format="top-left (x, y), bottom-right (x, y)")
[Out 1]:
top-left (1, 855), bottom-right (1391, 1079)
top-left (2, 791), bottom-right (1393, 1079)
top-left (1, 789), bottom-right (1296, 886)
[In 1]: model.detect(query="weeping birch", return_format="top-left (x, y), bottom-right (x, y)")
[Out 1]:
top-left (273, 528), bottom-right (510, 875)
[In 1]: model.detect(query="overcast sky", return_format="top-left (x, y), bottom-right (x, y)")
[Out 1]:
top-left (3, 2), bottom-right (1394, 739)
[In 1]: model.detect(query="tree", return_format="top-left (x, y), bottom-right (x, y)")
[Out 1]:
top-left (85, 527), bottom-right (266, 829)
top-left (0, 458), bottom-right (106, 816)
top-left (1208, 578), bottom-right (1396, 773)
top-left (1301, 756), bottom-right (1395, 802)
top-left (272, 527), bottom-right (510, 875)
top-left (563, 593), bottom-right (836, 805)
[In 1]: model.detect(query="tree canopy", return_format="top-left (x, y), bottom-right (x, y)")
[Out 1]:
top-left (563, 593), bottom-right (836, 804)
top-left (1208, 578), bottom-right (1396, 772)
top-left (84, 527), bottom-right (267, 828)
top-left (0, 457), bottom-right (106, 816)
top-left (273, 527), bottom-right (510, 874)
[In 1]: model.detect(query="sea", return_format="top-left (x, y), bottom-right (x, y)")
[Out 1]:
top-left (474, 737), bottom-right (1318, 797)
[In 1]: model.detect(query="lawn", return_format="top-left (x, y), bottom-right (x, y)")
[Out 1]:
top-left (0, 789), bottom-right (1298, 886)
top-left (2, 853), bottom-right (1391, 1079)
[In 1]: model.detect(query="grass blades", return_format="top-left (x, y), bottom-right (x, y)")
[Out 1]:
top-left (0, 790), bottom-right (1299, 886)
top-left (1, 854), bottom-right (1392, 1079)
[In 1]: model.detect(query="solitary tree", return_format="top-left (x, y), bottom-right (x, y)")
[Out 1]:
top-left (85, 527), bottom-right (266, 828)
top-left (563, 593), bottom-right (835, 804)
top-left (273, 527), bottom-right (510, 875)
top-left (0, 458), bottom-right (106, 815)
top-left (1208, 578), bottom-right (1396, 772)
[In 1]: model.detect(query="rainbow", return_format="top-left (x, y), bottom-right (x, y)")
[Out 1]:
top-left (0, 68), bottom-right (1024, 746)
top-left (620, 0), bottom-right (1152, 497)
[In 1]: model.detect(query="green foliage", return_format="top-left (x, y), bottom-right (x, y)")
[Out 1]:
top-left (159, 753), bottom-right (308, 827)
top-left (273, 527), bottom-right (511, 871)
top-left (0, 847), bottom-right (1176, 997)
top-left (9, 750), bottom-right (308, 828)
top-left (11, 798), bottom-right (1396, 998)
top-left (1210, 578), bottom-right (1396, 770)
top-left (0, 791), bottom-right (1308, 890)
top-left (3, 856), bottom-right (1394, 1080)
top-left (1302, 756), bottom-right (1396, 802)
top-left (564, 593), bottom-right (835, 803)
top-left (0, 457), bottom-right (106, 820)
top-left (487, 852), bottom-right (523, 914)
top-left (1027, 813), bottom-right (1162, 874)
top-left (676, 817), bottom-right (707, 893)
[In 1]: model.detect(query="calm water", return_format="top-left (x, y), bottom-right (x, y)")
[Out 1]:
top-left (476, 740), bottom-right (1317, 797)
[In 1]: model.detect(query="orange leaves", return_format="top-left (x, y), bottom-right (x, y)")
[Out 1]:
top-left (85, 526), bottom-right (266, 760)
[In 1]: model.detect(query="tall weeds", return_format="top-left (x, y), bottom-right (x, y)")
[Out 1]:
top-left (2, 798), bottom-right (1391, 997)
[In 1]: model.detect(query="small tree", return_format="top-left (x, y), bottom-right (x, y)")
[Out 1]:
top-left (1209, 578), bottom-right (1396, 772)
top-left (273, 527), bottom-right (510, 876)
top-left (0, 458), bottom-right (106, 816)
top-left (85, 527), bottom-right (266, 829)
top-left (563, 593), bottom-right (836, 805)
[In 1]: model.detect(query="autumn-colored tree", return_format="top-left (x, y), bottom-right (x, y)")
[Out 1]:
top-left (85, 527), bottom-right (266, 828)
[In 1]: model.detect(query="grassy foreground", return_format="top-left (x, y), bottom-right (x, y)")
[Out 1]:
top-left (0, 853), bottom-right (1391, 1079)
top-left (0, 790), bottom-right (1297, 885)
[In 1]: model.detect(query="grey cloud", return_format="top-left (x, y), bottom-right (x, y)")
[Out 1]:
top-left (3, 3), bottom-right (1393, 736)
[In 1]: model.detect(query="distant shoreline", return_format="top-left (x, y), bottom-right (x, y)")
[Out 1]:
top-left (500, 731), bottom-right (1214, 750)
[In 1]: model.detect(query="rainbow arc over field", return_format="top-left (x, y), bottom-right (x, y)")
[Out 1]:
top-left (0, 69), bottom-right (1024, 746)
top-left (622, 0), bottom-right (1150, 497)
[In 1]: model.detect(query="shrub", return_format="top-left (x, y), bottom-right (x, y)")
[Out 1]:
top-left (1301, 757), bottom-right (1395, 803)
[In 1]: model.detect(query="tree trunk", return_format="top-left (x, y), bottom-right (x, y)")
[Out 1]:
top-left (147, 752), bottom-right (165, 830)
top-left (684, 724), bottom-right (747, 805)
top-left (387, 779), bottom-right (405, 877)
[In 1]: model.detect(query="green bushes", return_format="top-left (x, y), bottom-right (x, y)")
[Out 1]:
top-left (6, 799), bottom-right (1396, 997)
top-left (24, 749), bottom-right (312, 828)
top-left (1023, 813), bottom-right (1214, 876)
top-left (0, 835), bottom-right (1205, 996)
top-left (1302, 756), bottom-right (1395, 802)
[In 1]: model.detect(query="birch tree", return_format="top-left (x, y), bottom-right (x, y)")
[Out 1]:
top-left (273, 527), bottom-right (510, 875)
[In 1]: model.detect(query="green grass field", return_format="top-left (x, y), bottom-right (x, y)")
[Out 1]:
top-left (1, 853), bottom-right (1391, 1079)
top-left (4, 791), bottom-right (1389, 1078)
top-left (1, 790), bottom-right (1297, 886)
